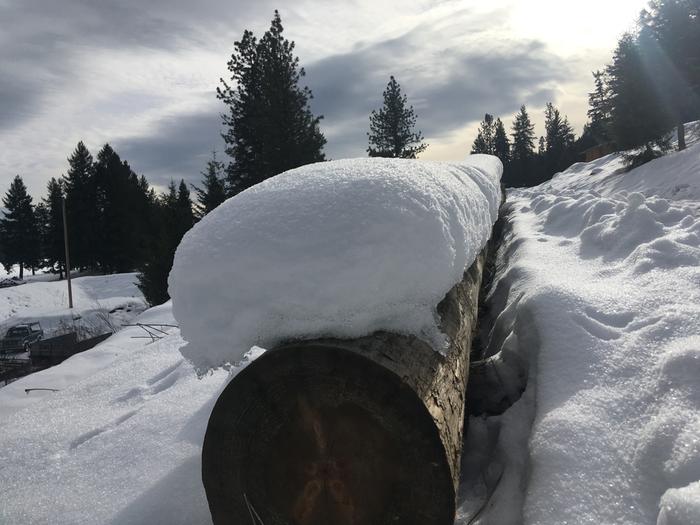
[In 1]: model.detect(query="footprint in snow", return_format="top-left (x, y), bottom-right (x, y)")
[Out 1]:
top-left (69, 410), bottom-right (139, 450)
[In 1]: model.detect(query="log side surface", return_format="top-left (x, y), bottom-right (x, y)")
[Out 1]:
top-left (202, 248), bottom-right (488, 525)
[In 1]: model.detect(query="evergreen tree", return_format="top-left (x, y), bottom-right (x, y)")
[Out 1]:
top-left (41, 178), bottom-right (66, 279)
top-left (471, 114), bottom-right (495, 155)
top-left (34, 202), bottom-right (50, 272)
top-left (640, 0), bottom-right (700, 150)
top-left (542, 102), bottom-right (576, 177)
top-left (137, 180), bottom-right (194, 305)
top-left (176, 180), bottom-right (195, 234)
top-left (507, 106), bottom-right (536, 187)
top-left (218, 11), bottom-right (326, 195)
top-left (0, 176), bottom-right (40, 278)
top-left (63, 141), bottom-right (97, 271)
top-left (193, 151), bottom-right (227, 218)
top-left (367, 76), bottom-right (427, 158)
top-left (607, 33), bottom-right (674, 166)
top-left (92, 144), bottom-right (152, 273)
top-left (586, 70), bottom-right (613, 144)
top-left (493, 118), bottom-right (511, 164)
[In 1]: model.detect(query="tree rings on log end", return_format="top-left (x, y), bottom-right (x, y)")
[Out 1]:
top-left (202, 344), bottom-right (455, 525)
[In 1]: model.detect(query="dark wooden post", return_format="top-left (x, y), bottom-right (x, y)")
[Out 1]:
top-left (202, 247), bottom-right (488, 525)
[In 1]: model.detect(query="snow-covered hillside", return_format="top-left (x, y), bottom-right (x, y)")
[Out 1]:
top-left (0, 135), bottom-right (698, 524)
top-left (457, 125), bottom-right (700, 524)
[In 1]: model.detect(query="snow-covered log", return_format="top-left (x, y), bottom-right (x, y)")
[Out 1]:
top-left (168, 156), bottom-right (503, 524)
top-left (202, 247), bottom-right (489, 525)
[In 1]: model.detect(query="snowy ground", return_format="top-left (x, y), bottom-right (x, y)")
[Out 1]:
top-left (457, 124), bottom-right (700, 524)
top-left (1, 131), bottom-right (699, 524)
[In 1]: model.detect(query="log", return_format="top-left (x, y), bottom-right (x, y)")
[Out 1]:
top-left (202, 248), bottom-right (488, 525)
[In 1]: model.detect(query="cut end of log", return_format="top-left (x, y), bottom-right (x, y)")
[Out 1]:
top-left (203, 343), bottom-right (455, 525)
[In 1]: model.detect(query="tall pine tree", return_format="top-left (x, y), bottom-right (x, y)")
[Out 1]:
top-left (63, 141), bottom-right (97, 271)
top-left (471, 114), bottom-right (496, 155)
top-left (0, 176), bottom-right (40, 279)
top-left (193, 151), bottom-right (227, 218)
top-left (218, 11), bottom-right (326, 196)
top-left (367, 76), bottom-right (427, 158)
top-left (586, 70), bottom-right (613, 145)
top-left (607, 33), bottom-right (674, 166)
top-left (508, 106), bottom-right (536, 187)
top-left (639, 0), bottom-right (700, 150)
top-left (493, 118), bottom-right (511, 164)
top-left (42, 178), bottom-right (66, 279)
top-left (137, 180), bottom-right (194, 305)
top-left (542, 102), bottom-right (576, 178)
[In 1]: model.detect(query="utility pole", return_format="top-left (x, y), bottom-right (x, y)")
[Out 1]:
top-left (62, 198), bottom-right (73, 309)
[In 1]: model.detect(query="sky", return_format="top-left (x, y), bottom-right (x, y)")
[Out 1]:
top-left (0, 0), bottom-right (649, 199)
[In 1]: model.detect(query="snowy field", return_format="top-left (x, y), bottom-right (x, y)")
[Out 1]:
top-left (1, 136), bottom-right (699, 523)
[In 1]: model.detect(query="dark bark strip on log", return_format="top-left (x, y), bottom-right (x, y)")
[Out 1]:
top-left (202, 247), bottom-right (488, 525)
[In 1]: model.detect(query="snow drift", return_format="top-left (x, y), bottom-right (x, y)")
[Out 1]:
top-left (169, 156), bottom-right (502, 370)
top-left (457, 124), bottom-right (700, 525)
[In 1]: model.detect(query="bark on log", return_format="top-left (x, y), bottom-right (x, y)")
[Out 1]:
top-left (202, 247), bottom-right (488, 525)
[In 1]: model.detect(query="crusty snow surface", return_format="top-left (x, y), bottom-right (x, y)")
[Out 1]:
top-left (1, 136), bottom-right (699, 524)
top-left (457, 124), bottom-right (700, 525)
top-left (170, 155), bottom-right (503, 370)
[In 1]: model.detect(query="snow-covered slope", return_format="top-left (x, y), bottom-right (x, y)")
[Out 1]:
top-left (170, 156), bottom-right (502, 370)
top-left (457, 124), bottom-right (700, 524)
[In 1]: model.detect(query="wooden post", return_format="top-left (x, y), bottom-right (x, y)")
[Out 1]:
top-left (62, 198), bottom-right (73, 309)
top-left (202, 246), bottom-right (490, 525)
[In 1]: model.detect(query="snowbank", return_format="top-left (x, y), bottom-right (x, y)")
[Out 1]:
top-left (0, 302), bottom-right (230, 524)
top-left (169, 156), bottom-right (502, 370)
top-left (457, 124), bottom-right (700, 524)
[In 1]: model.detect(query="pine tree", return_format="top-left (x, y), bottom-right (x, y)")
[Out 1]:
top-left (607, 33), bottom-right (674, 166)
top-left (640, 0), bottom-right (700, 150)
top-left (41, 178), bottom-right (66, 279)
top-left (507, 106), bottom-right (536, 186)
top-left (493, 118), bottom-right (510, 164)
top-left (543, 102), bottom-right (576, 177)
top-left (63, 141), bottom-right (97, 271)
top-left (193, 151), bottom-right (227, 218)
top-left (176, 180), bottom-right (195, 234)
top-left (471, 114), bottom-right (495, 155)
top-left (137, 180), bottom-right (194, 305)
top-left (0, 176), bottom-right (40, 279)
top-left (367, 76), bottom-right (427, 158)
top-left (218, 11), bottom-right (326, 195)
top-left (92, 144), bottom-right (151, 273)
top-left (586, 70), bottom-right (612, 144)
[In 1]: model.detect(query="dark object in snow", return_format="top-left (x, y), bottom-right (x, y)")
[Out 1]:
top-left (201, 248), bottom-right (489, 525)
top-left (30, 332), bottom-right (111, 360)
top-left (1, 322), bottom-right (43, 353)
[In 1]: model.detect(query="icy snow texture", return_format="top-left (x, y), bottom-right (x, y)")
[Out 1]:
top-left (457, 122), bottom-right (700, 525)
top-left (169, 156), bottom-right (502, 370)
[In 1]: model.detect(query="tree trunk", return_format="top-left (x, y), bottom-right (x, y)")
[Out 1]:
top-left (678, 121), bottom-right (686, 151)
top-left (18, 263), bottom-right (23, 280)
top-left (202, 245), bottom-right (491, 525)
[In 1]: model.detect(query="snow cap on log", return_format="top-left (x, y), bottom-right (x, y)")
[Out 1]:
top-left (169, 155), bottom-right (502, 370)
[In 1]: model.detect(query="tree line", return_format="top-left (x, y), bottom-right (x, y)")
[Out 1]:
top-left (472, 0), bottom-right (700, 185)
top-left (2, 3), bottom-right (697, 302)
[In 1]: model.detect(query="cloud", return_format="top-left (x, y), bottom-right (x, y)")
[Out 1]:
top-left (114, 109), bottom-right (226, 190)
top-left (0, 0), bottom-right (583, 198)
top-left (306, 22), bottom-right (570, 159)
